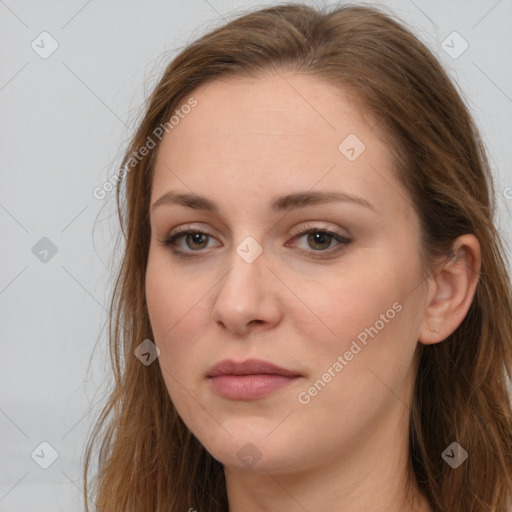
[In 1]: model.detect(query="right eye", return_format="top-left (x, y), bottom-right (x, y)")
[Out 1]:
top-left (160, 229), bottom-right (220, 258)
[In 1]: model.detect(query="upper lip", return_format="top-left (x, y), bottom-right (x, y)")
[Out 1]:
top-left (207, 358), bottom-right (301, 378)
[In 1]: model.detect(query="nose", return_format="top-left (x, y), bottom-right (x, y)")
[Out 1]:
top-left (210, 247), bottom-right (283, 336)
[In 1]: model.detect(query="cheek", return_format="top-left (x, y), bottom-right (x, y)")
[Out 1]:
top-left (145, 255), bottom-right (214, 389)
top-left (146, 251), bottom-right (207, 337)
top-left (293, 248), bottom-right (421, 397)
top-left (297, 256), bottom-right (401, 345)
top-left (146, 261), bottom-right (216, 433)
top-left (306, 256), bottom-right (422, 403)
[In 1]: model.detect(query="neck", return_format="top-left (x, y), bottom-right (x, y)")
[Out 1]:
top-left (224, 399), bottom-right (432, 512)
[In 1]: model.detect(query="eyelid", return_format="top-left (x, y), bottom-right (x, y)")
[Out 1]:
top-left (170, 223), bottom-right (217, 235)
top-left (160, 222), bottom-right (352, 259)
top-left (286, 224), bottom-right (352, 259)
top-left (163, 225), bottom-right (220, 253)
top-left (288, 221), bottom-right (350, 239)
top-left (167, 221), bottom-right (349, 240)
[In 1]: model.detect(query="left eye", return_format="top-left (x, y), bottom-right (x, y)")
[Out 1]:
top-left (160, 228), bottom-right (351, 259)
top-left (291, 229), bottom-right (348, 252)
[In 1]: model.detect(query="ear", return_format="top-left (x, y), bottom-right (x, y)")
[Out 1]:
top-left (418, 234), bottom-right (481, 345)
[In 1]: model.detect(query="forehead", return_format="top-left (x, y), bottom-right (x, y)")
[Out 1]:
top-left (151, 71), bottom-right (408, 219)
top-left (159, 71), bottom-right (374, 151)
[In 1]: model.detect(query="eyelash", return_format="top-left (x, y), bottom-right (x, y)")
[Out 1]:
top-left (159, 225), bottom-right (352, 260)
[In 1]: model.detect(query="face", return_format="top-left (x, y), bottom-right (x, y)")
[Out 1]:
top-left (145, 71), bottom-right (430, 475)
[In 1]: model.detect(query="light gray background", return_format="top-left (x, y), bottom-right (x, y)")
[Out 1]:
top-left (1, 1), bottom-right (511, 511)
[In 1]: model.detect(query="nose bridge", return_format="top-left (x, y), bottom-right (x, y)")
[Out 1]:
top-left (218, 241), bottom-right (265, 309)
top-left (210, 238), bottom-right (281, 332)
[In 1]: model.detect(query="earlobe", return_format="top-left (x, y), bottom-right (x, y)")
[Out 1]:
top-left (418, 234), bottom-right (481, 345)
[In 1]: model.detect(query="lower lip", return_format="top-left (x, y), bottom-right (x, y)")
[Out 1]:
top-left (209, 374), bottom-right (300, 400)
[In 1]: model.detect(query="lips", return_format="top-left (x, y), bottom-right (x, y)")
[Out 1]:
top-left (207, 358), bottom-right (302, 400)
top-left (207, 358), bottom-right (301, 378)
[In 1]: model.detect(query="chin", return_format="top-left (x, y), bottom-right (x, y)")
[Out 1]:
top-left (196, 427), bottom-right (307, 474)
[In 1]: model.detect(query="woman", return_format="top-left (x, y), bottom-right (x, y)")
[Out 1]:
top-left (83, 3), bottom-right (512, 511)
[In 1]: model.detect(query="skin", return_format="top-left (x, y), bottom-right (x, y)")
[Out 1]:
top-left (145, 71), bottom-right (481, 512)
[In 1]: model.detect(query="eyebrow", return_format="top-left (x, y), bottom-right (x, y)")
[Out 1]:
top-left (151, 190), bottom-right (377, 214)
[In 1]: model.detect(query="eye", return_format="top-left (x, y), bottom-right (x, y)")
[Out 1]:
top-left (286, 226), bottom-right (352, 259)
top-left (160, 228), bottom-right (218, 258)
top-left (158, 225), bottom-right (352, 260)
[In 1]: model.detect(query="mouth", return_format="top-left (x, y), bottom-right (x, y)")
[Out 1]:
top-left (207, 358), bottom-right (302, 400)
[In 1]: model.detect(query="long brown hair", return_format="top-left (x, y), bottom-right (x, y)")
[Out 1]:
top-left (83, 3), bottom-right (512, 511)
